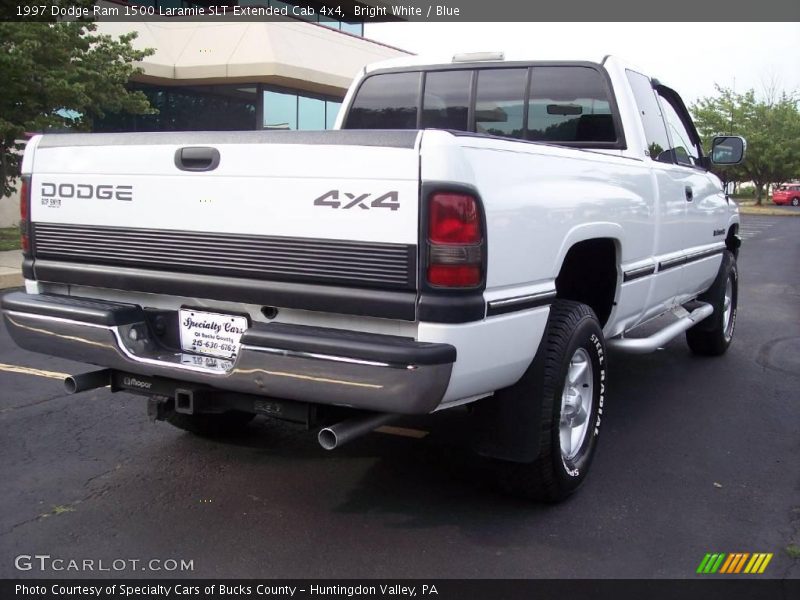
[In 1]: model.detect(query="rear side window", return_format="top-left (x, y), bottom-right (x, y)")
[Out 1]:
top-left (527, 67), bottom-right (615, 143)
top-left (421, 70), bottom-right (471, 130)
top-left (344, 71), bottom-right (420, 129)
top-left (626, 69), bottom-right (673, 162)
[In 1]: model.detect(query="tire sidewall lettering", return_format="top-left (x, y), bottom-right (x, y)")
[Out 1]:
top-left (560, 322), bottom-right (605, 479)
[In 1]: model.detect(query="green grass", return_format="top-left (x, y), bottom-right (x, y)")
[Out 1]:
top-left (0, 227), bottom-right (21, 251)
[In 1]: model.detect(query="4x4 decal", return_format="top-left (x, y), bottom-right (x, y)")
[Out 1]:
top-left (313, 190), bottom-right (400, 211)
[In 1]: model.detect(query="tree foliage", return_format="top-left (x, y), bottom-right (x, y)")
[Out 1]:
top-left (691, 85), bottom-right (800, 204)
top-left (0, 5), bottom-right (155, 197)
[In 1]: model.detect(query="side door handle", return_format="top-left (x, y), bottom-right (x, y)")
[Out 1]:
top-left (685, 186), bottom-right (694, 202)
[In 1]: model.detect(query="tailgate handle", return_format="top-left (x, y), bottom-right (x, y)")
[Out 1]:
top-left (175, 147), bottom-right (220, 172)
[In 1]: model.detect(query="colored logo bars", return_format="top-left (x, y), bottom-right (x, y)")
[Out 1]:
top-left (697, 552), bottom-right (773, 574)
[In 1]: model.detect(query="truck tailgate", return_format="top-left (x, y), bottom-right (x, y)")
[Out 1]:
top-left (28, 130), bottom-right (421, 291)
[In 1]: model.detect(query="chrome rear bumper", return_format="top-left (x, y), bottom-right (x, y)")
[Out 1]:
top-left (1, 292), bottom-right (455, 414)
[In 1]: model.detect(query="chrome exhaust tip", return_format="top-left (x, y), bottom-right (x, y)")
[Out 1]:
top-left (318, 412), bottom-right (398, 451)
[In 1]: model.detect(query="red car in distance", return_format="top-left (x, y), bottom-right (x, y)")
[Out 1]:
top-left (773, 184), bottom-right (800, 206)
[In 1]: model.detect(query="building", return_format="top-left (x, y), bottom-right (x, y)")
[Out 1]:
top-left (0, 1), bottom-right (409, 226)
top-left (94, 0), bottom-right (408, 132)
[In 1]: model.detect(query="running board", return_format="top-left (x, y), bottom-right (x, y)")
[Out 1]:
top-left (608, 303), bottom-right (714, 354)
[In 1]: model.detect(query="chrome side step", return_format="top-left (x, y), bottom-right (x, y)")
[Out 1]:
top-left (608, 302), bottom-right (714, 354)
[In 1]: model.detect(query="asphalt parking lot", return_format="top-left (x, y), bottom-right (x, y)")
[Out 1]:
top-left (0, 216), bottom-right (798, 580)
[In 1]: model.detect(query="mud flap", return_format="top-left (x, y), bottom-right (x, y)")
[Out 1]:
top-left (471, 355), bottom-right (545, 463)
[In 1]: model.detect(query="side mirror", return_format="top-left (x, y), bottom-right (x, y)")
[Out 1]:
top-left (710, 136), bottom-right (746, 165)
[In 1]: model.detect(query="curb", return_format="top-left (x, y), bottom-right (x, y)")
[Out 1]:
top-left (737, 205), bottom-right (800, 217)
top-left (0, 272), bottom-right (23, 289)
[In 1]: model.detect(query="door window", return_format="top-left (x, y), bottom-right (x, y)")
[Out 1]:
top-left (657, 93), bottom-right (701, 167)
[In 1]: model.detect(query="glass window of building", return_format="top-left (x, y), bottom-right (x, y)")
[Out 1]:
top-left (298, 96), bottom-right (326, 130)
top-left (421, 70), bottom-right (471, 130)
top-left (340, 22), bottom-right (364, 36)
top-left (93, 84), bottom-right (257, 132)
top-left (474, 68), bottom-right (527, 139)
top-left (345, 72), bottom-right (420, 129)
top-left (527, 67), bottom-right (616, 143)
top-left (264, 90), bottom-right (298, 129)
top-left (270, 1), bottom-right (294, 12)
top-left (326, 101), bottom-right (342, 129)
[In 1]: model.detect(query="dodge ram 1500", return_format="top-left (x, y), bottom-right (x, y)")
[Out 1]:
top-left (2, 53), bottom-right (746, 501)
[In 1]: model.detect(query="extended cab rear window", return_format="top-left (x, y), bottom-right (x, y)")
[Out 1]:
top-left (343, 64), bottom-right (622, 147)
top-left (344, 71), bottom-right (420, 129)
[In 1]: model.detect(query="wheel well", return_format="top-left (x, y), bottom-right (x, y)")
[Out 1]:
top-left (726, 224), bottom-right (740, 258)
top-left (555, 239), bottom-right (618, 326)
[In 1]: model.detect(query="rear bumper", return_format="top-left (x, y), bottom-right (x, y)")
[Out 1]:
top-left (1, 292), bottom-right (455, 414)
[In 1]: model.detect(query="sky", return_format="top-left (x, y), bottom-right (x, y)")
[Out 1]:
top-left (365, 22), bottom-right (800, 105)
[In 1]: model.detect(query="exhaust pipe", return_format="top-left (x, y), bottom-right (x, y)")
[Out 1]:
top-left (318, 412), bottom-right (398, 451)
top-left (64, 369), bottom-right (111, 394)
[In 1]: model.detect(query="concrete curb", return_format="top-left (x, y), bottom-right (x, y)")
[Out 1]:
top-left (0, 249), bottom-right (24, 289)
top-left (738, 207), bottom-right (800, 217)
top-left (0, 272), bottom-right (23, 289)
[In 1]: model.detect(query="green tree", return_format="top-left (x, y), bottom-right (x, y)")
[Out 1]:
top-left (691, 85), bottom-right (800, 205)
top-left (0, 9), bottom-right (155, 197)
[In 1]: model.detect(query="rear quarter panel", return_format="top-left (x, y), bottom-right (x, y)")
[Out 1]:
top-left (420, 131), bottom-right (655, 331)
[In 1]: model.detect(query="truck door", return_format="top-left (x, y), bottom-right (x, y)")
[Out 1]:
top-left (655, 86), bottom-right (728, 300)
top-left (625, 69), bottom-right (687, 320)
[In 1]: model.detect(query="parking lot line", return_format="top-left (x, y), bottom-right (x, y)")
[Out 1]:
top-left (375, 425), bottom-right (429, 439)
top-left (0, 362), bottom-right (69, 380)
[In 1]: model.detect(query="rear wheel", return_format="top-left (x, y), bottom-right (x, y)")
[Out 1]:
top-left (496, 300), bottom-right (606, 502)
top-left (686, 250), bottom-right (738, 356)
top-left (165, 410), bottom-right (255, 437)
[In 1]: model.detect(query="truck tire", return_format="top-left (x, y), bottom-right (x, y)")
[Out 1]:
top-left (165, 410), bottom-right (255, 437)
top-left (497, 300), bottom-right (606, 502)
top-left (685, 250), bottom-right (738, 356)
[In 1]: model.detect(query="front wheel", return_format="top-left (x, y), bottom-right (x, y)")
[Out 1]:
top-left (496, 300), bottom-right (606, 502)
top-left (686, 250), bottom-right (738, 356)
top-left (792, 197), bottom-right (799, 207)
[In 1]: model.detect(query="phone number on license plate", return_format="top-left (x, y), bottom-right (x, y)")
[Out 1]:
top-left (178, 309), bottom-right (248, 360)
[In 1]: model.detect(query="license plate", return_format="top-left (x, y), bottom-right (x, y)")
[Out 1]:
top-left (178, 309), bottom-right (248, 359)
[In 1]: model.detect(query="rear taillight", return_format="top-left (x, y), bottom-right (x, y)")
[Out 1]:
top-left (19, 178), bottom-right (30, 254)
top-left (426, 192), bottom-right (483, 288)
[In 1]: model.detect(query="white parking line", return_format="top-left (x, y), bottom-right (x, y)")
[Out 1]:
top-left (739, 218), bottom-right (777, 240)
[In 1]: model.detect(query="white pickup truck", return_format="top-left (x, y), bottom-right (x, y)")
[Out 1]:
top-left (2, 54), bottom-right (745, 501)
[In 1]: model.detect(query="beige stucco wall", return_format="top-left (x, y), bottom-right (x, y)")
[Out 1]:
top-left (97, 18), bottom-right (409, 97)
